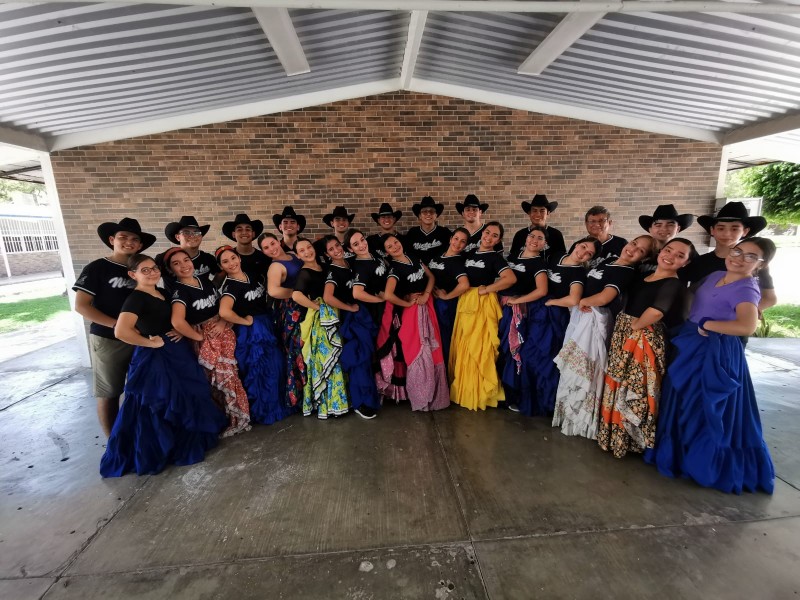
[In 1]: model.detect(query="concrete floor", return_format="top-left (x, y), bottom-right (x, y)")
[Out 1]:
top-left (1, 338), bottom-right (799, 600)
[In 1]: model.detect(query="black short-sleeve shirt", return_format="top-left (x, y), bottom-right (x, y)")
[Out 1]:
top-left (505, 254), bottom-right (548, 296)
top-left (366, 233), bottom-right (403, 260)
top-left (351, 255), bottom-right (389, 296)
top-left (295, 267), bottom-right (326, 301)
top-left (171, 277), bottom-right (219, 325)
top-left (508, 226), bottom-right (566, 264)
top-left (428, 253), bottom-right (468, 294)
top-left (325, 263), bottom-right (355, 304)
top-left (219, 275), bottom-right (268, 317)
top-left (239, 250), bottom-right (270, 280)
top-left (404, 225), bottom-right (452, 265)
top-left (463, 224), bottom-right (503, 255)
top-left (73, 257), bottom-right (137, 339)
top-left (547, 256), bottom-right (587, 299)
top-left (625, 276), bottom-right (685, 329)
top-left (156, 249), bottom-right (219, 285)
top-left (120, 289), bottom-right (172, 337)
top-left (584, 259), bottom-right (637, 298)
top-left (464, 250), bottom-right (510, 287)
top-left (388, 256), bottom-right (429, 297)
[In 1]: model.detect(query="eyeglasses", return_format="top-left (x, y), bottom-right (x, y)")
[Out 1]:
top-left (179, 229), bottom-right (203, 238)
top-left (137, 265), bottom-right (161, 275)
top-left (420, 209), bottom-right (437, 215)
top-left (729, 247), bottom-right (764, 263)
top-left (586, 219), bottom-right (609, 226)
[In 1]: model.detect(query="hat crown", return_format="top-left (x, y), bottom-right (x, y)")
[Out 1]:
top-left (176, 215), bottom-right (201, 228)
top-left (530, 194), bottom-right (549, 206)
top-left (331, 206), bottom-right (350, 217)
top-left (377, 202), bottom-right (395, 214)
top-left (714, 201), bottom-right (750, 221)
top-left (463, 194), bottom-right (480, 206)
top-left (651, 204), bottom-right (681, 220)
top-left (117, 217), bottom-right (143, 232)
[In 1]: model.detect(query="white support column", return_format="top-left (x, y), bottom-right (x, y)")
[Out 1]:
top-left (400, 10), bottom-right (428, 90)
top-left (0, 228), bottom-right (10, 278)
top-left (252, 7), bottom-right (310, 76)
top-left (38, 152), bottom-right (90, 367)
top-left (518, 10), bottom-right (606, 75)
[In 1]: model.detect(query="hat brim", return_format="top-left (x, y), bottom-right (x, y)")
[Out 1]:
top-left (323, 213), bottom-right (355, 227)
top-left (165, 222), bottom-right (210, 244)
top-left (222, 219), bottom-right (264, 241)
top-left (697, 214), bottom-right (766, 236)
top-left (522, 201), bottom-right (557, 214)
top-left (97, 223), bottom-right (156, 251)
top-left (412, 203), bottom-right (444, 217)
top-left (456, 203), bottom-right (489, 214)
top-left (273, 215), bottom-right (306, 233)
top-left (640, 214), bottom-right (694, 232)
top-left (371, 211), bottom-right (402, 223)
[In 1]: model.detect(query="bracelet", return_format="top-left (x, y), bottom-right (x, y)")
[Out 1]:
top-left (698, 317), bottom-right (712, 332)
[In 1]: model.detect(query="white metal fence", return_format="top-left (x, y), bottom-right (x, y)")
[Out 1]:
top-left (0, 216), bottom-right (59, 254)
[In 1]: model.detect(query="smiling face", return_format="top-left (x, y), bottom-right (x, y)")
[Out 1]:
top-left (332, 216), bottom-right (350, 235)
top-left (585, 214), bottom-right (611, 240)
top-left (129, 259), bottom-right (160, 285)
top-left (620, 236), bottom-right (653, 264)
top-left (448, 231), bottom-right (468, 254)
top-left (295, 240), bottom-right (316, 264)
top-left (418, 207), bottom-right (438, 228)
top-left (529, 207), bottom-right (549, 227)
top-left (378, 214), bottom-right (396, 232)
top-left (725, 241), bottom-right (764, 277)
top-left (480, 225), bottom-right (501, 250)
top-left (649, 219), bottom-right (679, 244)
top-left (326, 238), bottom-right (344, 261)
top-left (525, 230), bottom-right (546, 254)
top-left (176, 227), bottom-right (203, 251)
top-left (710, 221), bottom-right (749, 249)
top-left (349, 232), bottom-right (370, 257)
top-left (168, 251), bottom-right (194, 279)
top-left (383, 235), bottom-right (405, 258)
top-left (218, 250), bottom-right (241, 275)
top-left (280, 218), bottom-right (299, 236)
top-left (233, 224), bottom-right (254, 245)
top-left (658, 240), bottom-right (692, 271)
top-left (110, 231), bottom-right (143, 256)
top-left (570, 241), bottom-right (596, 264)
top-left (462, 206), bottom-right (481, 225)
top-left (260, 235), bottom-right (283, 258)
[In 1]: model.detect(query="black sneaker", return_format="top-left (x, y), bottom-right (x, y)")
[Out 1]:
top-left (354, 406), bottom-right (377, 420)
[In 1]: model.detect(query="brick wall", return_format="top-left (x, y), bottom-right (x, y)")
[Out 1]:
top-left (50, 92), bottom-right (722, 273)
top-left (0, 251), bottom-right (62, 278)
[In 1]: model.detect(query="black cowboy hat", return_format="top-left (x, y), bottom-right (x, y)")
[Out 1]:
top-left (371, 202), bottom-right (402, 223)
top-left (164, 215), bottom-right (211, 244)
top-left (696, 201), bottom-right (767, 236)
top-left (222, 213), bottom-right (264, 241)
top-left (272, 206), bottom-right (306, 232)
top-left (455, 194), bottom-right (489, 214)
top-left (638, 204), bottom-right (694, 232)
top-left (97, 217), bottom-right (156, 251)
top-left (323, 205), bottom-right (355, 228)
top-left (521, 194), bottom-right (558, 214)
top-left (412, 196), bottom-right (444, 217)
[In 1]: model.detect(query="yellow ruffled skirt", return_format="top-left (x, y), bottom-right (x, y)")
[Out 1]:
top-left (448, 287), bottom-right (505, 410)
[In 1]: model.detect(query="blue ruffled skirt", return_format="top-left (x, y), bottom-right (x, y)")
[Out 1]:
top-left (645, 322), bottom-right (775, 494)
top-left (100, 338), bottom-right (226, 477)
top-left (340, 308), bottom-right (380, 411)
top-left (434, 297), bottom-right (458, 368)
top-left (235, 313), bottom-right (288, 425)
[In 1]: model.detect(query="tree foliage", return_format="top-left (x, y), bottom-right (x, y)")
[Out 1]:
top-left (0, 179), bottom-right (46, 203)
top-left (740, 162), bottom-right (800, 217)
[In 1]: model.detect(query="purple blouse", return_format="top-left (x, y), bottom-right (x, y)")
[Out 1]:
top-left (688, 271), bottom-right (761, 323)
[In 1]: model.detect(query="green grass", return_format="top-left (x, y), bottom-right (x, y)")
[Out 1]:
top-left (0, 294), bottom-right (71, 334)
top-left (760, 304), bottom-right (800, 338)
top-left (764, 211), bottom-right (800, 227)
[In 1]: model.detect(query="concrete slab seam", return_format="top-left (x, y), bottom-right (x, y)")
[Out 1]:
top-left (0, 369), bottom-right (82, 413)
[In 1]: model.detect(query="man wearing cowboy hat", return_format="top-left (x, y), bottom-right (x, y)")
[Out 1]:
top-left (457, 194), bottom-right (501, 254)
top-left (223, 213), bottom-right (268, 278)
top-left (679, 201), bottom-right (777, 312)
top-left (637, 204), bottom-right (694, 276)
top-left (156, 215), bottom-right (218, 284)
top-left (323, 205), bottom-right (356, 259)
top-left (367, 202), bottom-right (403, 259)
top-left (405, 196), bottom-right (451, 265)
top-left (73, 218), bottom-right (156, 437)
top-left (508, 194), bottom-right (566, 261)
top-left (273, 206), bottom-right (306, 253)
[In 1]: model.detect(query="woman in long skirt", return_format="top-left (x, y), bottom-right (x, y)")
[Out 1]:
top-left (322, 236), bottom-right (380, 419)
top-left (525, 238), bottom-right (599, 417)
top-left (552, 235), bottom-right (654, 438)
top-left (597, 238), bottom-right (695, 458)
top-left (164, 247), bottom-right (250, 437)
top-left (261, 232), bottom-right (306, 411)
top-left (381, 233), bottom-right (450, 411)
top-left (498, 226), bottom-right (549, 415)
top-left (449, 222), bottom-right (516, 410)
top-left (100, 254), bottom-right (226, 477)
top-left (429, 227), bottom-right (470, 370)
top-left (292, 238), bottom-right (349, 419)
top-left (647, 238), bottom-right (776, 494)
top-left (216, 246), bottom-right (287, 425)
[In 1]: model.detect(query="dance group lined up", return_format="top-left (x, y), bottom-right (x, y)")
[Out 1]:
top-left (74, 194), bottom-right (778, 494)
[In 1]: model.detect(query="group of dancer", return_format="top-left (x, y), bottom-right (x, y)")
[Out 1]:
top-left (74, 195), bottom-right (777, 495)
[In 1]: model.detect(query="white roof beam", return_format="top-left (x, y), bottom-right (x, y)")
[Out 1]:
top-left (252, 7), bottom-right (310, 76)
top-left (400, 10), bottom-right (428, 90)
top-left (408, 77), bottom-right (722, 143)
top-left (518, 10), bottom-right (606, 76)
top-left (726, 139), bottom-right (800, 165)
top-left (0, 124), bottom-right (48, 152)
top-left (723, 113), bottom-right (800, 145)
top-left (23, 1), bottom-right (800, 16)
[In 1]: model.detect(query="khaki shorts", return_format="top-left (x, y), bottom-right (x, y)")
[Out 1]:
top-left (89, 334), bottom-right (134, 398)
